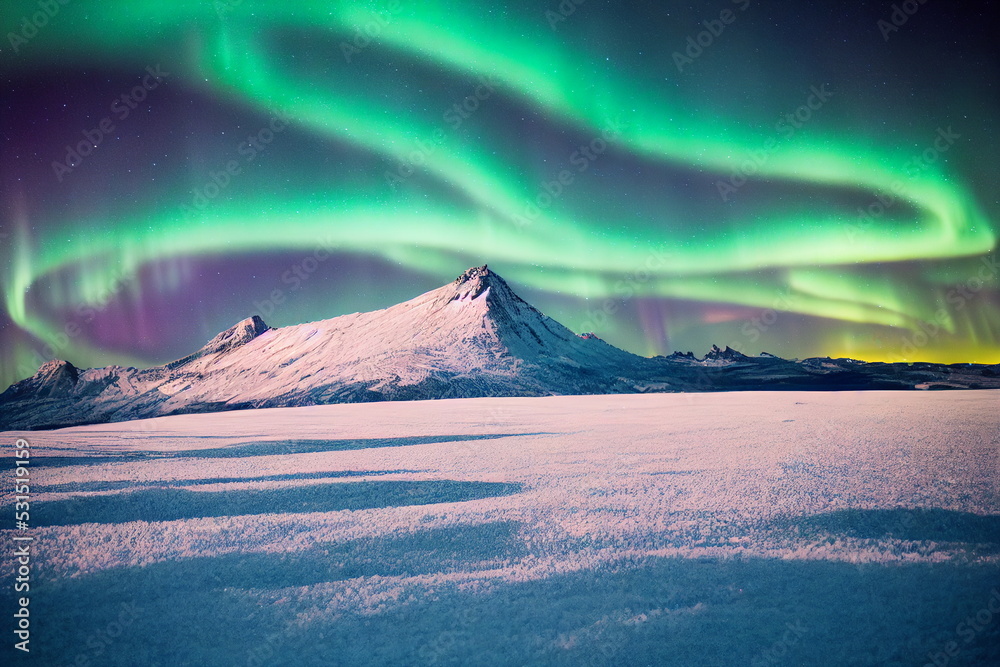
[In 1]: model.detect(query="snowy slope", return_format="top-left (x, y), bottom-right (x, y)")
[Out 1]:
top-left (3, 265), bottom-right (999, 430)
top-left (0, 266), bottom-right (644, 428)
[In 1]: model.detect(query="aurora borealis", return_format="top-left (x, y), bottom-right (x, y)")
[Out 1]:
top-left (1, 1), bottom-right (997, 390)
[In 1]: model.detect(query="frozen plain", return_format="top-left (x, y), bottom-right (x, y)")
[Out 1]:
top-left (2, 390), bottom-right (999, 666)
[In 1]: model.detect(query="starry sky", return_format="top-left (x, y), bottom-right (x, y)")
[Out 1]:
top-left (1, 0), bottom-right (998, 389)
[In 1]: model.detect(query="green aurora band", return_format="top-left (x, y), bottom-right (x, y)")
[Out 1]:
top-left (1, 0), bottom-right (997, 386)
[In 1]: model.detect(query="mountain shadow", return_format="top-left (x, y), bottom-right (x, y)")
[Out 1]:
top-left (19, 546), bottom-right (1000, 666)
top-left (784, 508), bottom-right (1000, 544)
top-left (14, 432), bottom-right (541, 468)
top-left (31, 480), bottom-right (523, 526)
top-left (40, 469), bottom-right (422, 493)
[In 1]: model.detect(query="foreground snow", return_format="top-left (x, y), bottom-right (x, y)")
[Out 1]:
top-left (2, 391), bottom-right (999, 665)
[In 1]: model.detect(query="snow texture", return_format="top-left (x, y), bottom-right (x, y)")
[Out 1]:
top-left (1, 390), bottom-right (998, 665)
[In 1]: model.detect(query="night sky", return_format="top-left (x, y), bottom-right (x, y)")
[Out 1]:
top-left (1, 0), bottom-right (998, 390)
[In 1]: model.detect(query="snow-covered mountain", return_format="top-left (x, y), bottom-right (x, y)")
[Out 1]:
top-left (3, 265), bottom-right (999, 430)
top-left (0, 266), bottom-right (641, 429)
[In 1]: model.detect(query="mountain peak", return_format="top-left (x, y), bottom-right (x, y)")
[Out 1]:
top-left (448, 265), bottom-right (521, 306)
top-left (38, 358), bottom-right (77, 373)
top-left (455, 264), bottom-right (491, 284)
top-left (4, 265), bottom-right (1000, 429)
top-left (0, 358), bottom-right (79, 401)
top-left (453, 264), bottom-right (499, 297)
top-left (703, 345), bottom-right (750, 362)
top-left (201, 315), bottom-right (270, 355)
top-left (164, 315), bottom-right (270, 369)
top-left (37, 359), bottom-right (79, 390)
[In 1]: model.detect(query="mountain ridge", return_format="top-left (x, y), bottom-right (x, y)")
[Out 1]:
top-left (3, 265), bottom-right (999, 430)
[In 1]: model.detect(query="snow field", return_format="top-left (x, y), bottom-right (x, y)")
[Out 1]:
top-left (1, 390), bottom-right (998, 665)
